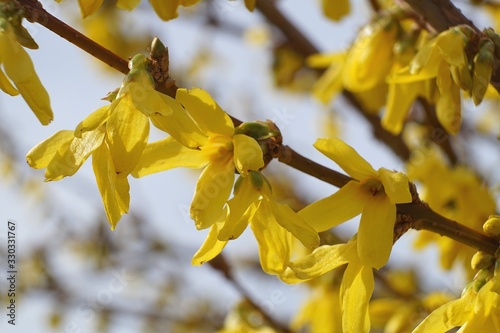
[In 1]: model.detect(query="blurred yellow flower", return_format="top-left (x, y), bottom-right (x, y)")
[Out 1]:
top-left (0, 18), bottom-right (52, 125)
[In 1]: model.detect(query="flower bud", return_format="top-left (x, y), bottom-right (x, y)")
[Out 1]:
top-left (472, 38), bottom-right (495, 106)
top-left (483, 215), bottom-right (500, 237)
top-left (471, 251), bottom-right (495, 271)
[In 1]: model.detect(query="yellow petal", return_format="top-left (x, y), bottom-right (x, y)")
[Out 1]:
top-left (322, 0), bottom-right (349, 21)
top-left (132, 136), bottom-right (208, 177)
top-left (357, 195), bottom-right (395, 268)
top-left (250, 201), bottom-right (292, 275)
top-left (218, 177), bottom-right (260, 241)
top-left (435, 28), bottom-right (467, 67)
top-left (306, 52), bottom-right (345, 68)
top-left (341, 260), bottom-right (374, 333)
top-left (436, 82), bottom-right (461, 135)
top-left (46, 129), bottom-right (105, 181)
top-left (0, 26), bottom-right (53, 125)
top-left (289, 241), bottom-right (356, 280)
top-left (311, 56), bottom-right (344, 103)
top-left (232, 134), bottom-right (264, 174)
top-left (176, 88), bottom-right (234, 137)
top-left (299, 181), bottom-right (366, 232)
top-left (267, 198), bottom-right (320, 250)
top-left (244, 0), bottom-right (256, 11)
top-left (382, 81), bottom-right (422, 135)
top-left (26, 130), bottom-right (73, 169)
top-left (74, 106), bottom-right (111, 138)
top-left (78, 0), bottom-right (104, 17)
top-left (149, 0), bottom-right (180, 21)
top-left (192, 222), bottom-right (227, 266)
top-left (378, 168), bottom-right (412, 204)
top-left (191, 155), bottom-right (234, 230)
top-left (412, 290), bottom-right (473, 333)
top-left (116, 0), bottom-right (141, 10)
top-left (0, 67), bottom-right (18, 96)
top-left (314, 138), bottom-right (376, 180)
top-left (106, 95), bottom-right (150, 177)
top-left (149, 93), bottom-right (207, 148)
top-left (92, 143), bottom-right (130, 229)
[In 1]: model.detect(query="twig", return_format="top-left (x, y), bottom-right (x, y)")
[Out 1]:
top-left (16, 0), bottom-right (129, 74)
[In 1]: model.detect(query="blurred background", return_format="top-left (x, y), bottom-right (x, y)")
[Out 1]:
top-left (0, 0), bottom-right (499, 332)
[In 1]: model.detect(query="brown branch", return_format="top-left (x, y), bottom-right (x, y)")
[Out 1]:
top-left (209, 255), bottom-right (294, 333)
top-left (368, 0), bottom-right (381, 12)
top-left (16, 0), bottom-right (129, 75)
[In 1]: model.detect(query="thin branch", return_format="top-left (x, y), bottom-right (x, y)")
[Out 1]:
top-left (209, 255), bottom-right (294, 333)
top-left (368, 0), bottom-right (382, 12)
top-left (17, 0), bottom-right (129, 74)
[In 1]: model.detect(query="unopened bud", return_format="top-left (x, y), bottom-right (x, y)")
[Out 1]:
top-left (483, 215), bottom-right (500, 237)
top-left (472, 38), bottom-right (495, 106)
top-left (471, 251), bottom-right (495, 271)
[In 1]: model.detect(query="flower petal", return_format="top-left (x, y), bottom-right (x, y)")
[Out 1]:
top-left (218, 177), bottom-right (260, 241)
top-left (78, 0), bottom-right (104, 17)
top-left (251, 200), bottom-right (292, 275)
top-left (176, 88), bottom-right (234, 137)
top-left (106, 95), bottom-right (150, 177)
top-left (132, 136), bottom-right (208, 178)
top-left (0, 67), bottom-right (18, 96)
top-left (232, 134), bottom-right (264, 174)
top-left (289, 240), bottom-right (356, 280)
top-left (341, 259), bottom-right (374, 333)
top-left (46, 129), bottom-right (105, 181)
top-left (191, 155), bottom-right (234, 229)
top-left (92, 143), bottom-right (130, 229)
top-left (298, 181), bottom-right (367, 232)
top-left (26, 130), bottom-right (74, 169)
top-left (74, 106), bottom-right (111, 138)
top-left (358, 194), bottom-right (396, 268)
top-left (378, 168), bottom-right (412, 204)
top-left (192, 222), bottom-right (228, 266)
top-left (267, 198), bottom-right (320, 250)
top-left (314, 138), bottom-right (376, 180)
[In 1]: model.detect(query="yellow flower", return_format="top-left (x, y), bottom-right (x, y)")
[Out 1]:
top-left (192, 173), bottom-right (320, 275)
top-left (412, 280), bottom-right (500, 332)
top-left (389, 27), bottom-right (471, 134)
top-left (322, 0), bottom-right (349, 21)
top-left (283, 238), bottom-right (375, 333)
top-left (133, 88), bottom-right (265, 230)
top-left (0, 18), bottom-right (52, 125)
top-left (343, 16), bottom-right (397, 92)
top-left (299, 138), bottom-right (412, 268)
top-left (307, 52), bottom-right (345, 104)
top-left (292, 284), bottom-right (343, 333)
top-left (149, 0), bottom-right (201, 21)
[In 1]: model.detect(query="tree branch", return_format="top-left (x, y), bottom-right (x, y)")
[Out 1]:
top-left (16, 0), bottom-right (129, 74)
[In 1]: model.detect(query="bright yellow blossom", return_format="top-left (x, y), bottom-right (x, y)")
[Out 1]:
top-left (192, 173), bottom-right (320, 274)
top-left (0, 18), bottom-right (52, 125)
top-left (299, 138), bottom-right (412, 268)
top-left (133, 88), bottom-right (265, 230)
top-left (26, 53), bottom-right (197, 228)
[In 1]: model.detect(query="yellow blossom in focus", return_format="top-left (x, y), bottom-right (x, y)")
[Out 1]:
top-left (0, 18), bottom-right (52, 125)
top-left (299, 138), bottom-right (412, 268)
top-left (192, 172), bottom-right (320, 275)
top-left (133, 88), bottom-right (267, 232)
top-left (412, 279), bottom-right (500, 332)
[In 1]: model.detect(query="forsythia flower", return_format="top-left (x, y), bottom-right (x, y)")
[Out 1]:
top-left (26, 54), bottom-right (193, 228)
top-left (389, 27), bottom-right (470, 134)
top-left (283, 238), bottom-right (375, 333)
top-left (299, 138), bottom-right (412, 269)
top-left (0, 18), bottom-right (52, 125)
top-left (133, 88), bottom-right (264, 230)
top-left (407, 151), bottom-right (495, 276)
top-left (192, 172), bottom-right (320, 274)
top-left (322, 0), bottom-right (349, 21)
top-left (218, 300), bottom-right (277, 333)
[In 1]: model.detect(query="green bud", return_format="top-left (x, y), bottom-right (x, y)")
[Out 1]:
top-left (101, 88), bottom-right (119, 102)
top-left (128, 54), bottom-right (149, 70)
top-left (472, 268), bottom-right (491, 292)
top-left (249, 170), bottom-right (264, 190)
top-left (483, 215), bottom-right (500, 237)
top-left (471, 251), bottom-right (495, 271)
top-left (472, 38), bottom-right (495, 105)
